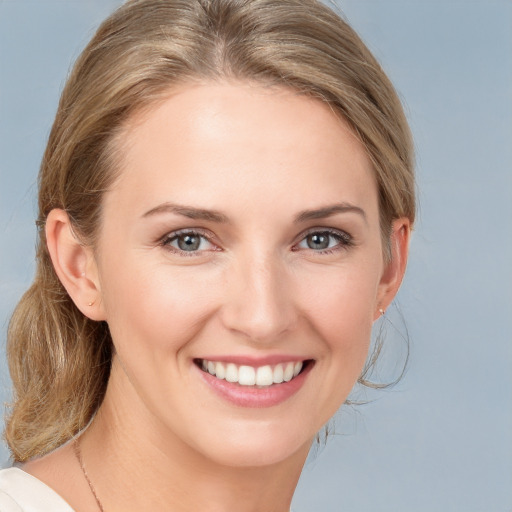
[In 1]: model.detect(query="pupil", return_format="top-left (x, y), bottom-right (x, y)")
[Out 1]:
top-left (178, 235), bottom-right (200, 251)
top-left (307, 233), bottom-right (329, 250)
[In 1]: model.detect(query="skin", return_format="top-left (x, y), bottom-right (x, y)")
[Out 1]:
top-left (25, 82), bottom-right (410, 512)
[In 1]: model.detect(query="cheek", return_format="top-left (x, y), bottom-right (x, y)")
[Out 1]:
top-left (296, 263), bottom-right (380, 400)
top-left (99, 258), bottom-right (219, 355)
top-left (299, 263), bottom-right (379, 344)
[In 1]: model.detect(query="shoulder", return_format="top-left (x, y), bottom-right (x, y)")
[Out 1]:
top-left (0, 468), bottom-right (75, 512)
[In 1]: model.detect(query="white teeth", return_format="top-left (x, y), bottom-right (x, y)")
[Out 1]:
top-left (283, 362), bottom-right (294, 382)
top-left (199, 359), bottom-right (306, 386)
top-left (256, 365), bottom-right (273, 386)
top-left (225, 363), bottom-right (238, 383)
top-left (273, 364), bottom-right (284, 384)
top-left (215, 362), bottom-right (226, 379)
top-left (238, 366), bottom-right (256, 386)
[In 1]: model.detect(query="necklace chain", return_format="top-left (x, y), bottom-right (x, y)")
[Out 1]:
top-left (73, 437), bottom-right (293, 512)
top-left (73, 438), bottom-right (105, 512)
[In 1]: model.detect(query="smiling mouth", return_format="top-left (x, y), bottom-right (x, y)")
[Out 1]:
top-left (194, 359), bottom-right (312, 387)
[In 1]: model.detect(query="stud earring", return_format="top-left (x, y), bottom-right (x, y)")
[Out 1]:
top-left (379, 308), bottom-right (385, 316)
top-left (87, 300), bottom-right (95, 307)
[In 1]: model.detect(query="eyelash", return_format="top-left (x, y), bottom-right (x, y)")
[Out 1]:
top-left (292, 228), bottom-right (354, 255)
top-left (158, 228), bottom-right (353, 256)
top-left (159, 229), bottom-right (218, 256)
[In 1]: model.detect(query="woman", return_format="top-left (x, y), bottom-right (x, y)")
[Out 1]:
top-left (0, 0), bottom-right (414, 510)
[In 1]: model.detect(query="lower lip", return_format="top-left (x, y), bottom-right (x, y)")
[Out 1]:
top-left (197, 362), bottom-right (313, 408)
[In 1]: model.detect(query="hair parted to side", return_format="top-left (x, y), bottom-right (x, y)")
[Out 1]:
top-left (5, 0), bottom-right (415, 462)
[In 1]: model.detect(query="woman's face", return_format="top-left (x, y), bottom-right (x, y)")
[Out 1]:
top-left (92, 82), bottom-right (398, 467)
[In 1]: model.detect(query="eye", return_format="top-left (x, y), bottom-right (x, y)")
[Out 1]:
top-left (295, 229), bottom-right (352, 253)
top-left (161, 230), bottom-right (217, 254)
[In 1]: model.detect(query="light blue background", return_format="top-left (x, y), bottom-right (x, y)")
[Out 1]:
top-left (1, 1), bottom-right (511, 510)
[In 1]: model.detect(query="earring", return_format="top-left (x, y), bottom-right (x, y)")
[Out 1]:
top-left (378, 308), bottom-right (385, 316)
top-left (87, 300), bottom-right (95, 307)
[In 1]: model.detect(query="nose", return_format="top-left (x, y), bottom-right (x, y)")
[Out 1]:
top-left (220, 252), bottom-right (297, 343)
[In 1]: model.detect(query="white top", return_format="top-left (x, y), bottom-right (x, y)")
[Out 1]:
top-left (0, 468), bottom-right (74, 512)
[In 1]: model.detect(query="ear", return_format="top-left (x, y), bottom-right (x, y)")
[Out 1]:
top-left (374, 218), bottom-right (411, 321)
top-left (45, 209), bottom-right (106, 321)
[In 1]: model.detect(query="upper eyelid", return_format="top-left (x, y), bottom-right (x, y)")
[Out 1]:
top-left (295, 227), bottom-right (352, 242)
top-left (161, 227), bottom-right (215, 241)
top-left (303, 227), bottom-right (350, 235)
top-left (292, 228), bottom-right (354, 253)
top-left (159, 228), bottom-right (219, 253)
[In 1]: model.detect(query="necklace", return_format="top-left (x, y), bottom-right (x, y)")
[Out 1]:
top-left (73, 438), bottom-right (105, 512)
top-left (73, 437), bottom-right (293, 512)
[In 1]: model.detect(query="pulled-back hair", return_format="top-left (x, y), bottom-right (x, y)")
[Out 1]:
top-left (5, 0), bottom-right (415, 462)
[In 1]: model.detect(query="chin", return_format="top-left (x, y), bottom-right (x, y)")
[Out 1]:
top-left (200, 435), bottom-right (312, 469)
top-left (184, 416), bottom-right (315, 469)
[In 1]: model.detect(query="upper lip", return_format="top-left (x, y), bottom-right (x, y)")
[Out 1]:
top-left (195, 355), bottom-right (312, 366)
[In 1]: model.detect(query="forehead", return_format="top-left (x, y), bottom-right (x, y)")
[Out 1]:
top-left (106, 81), bottom-right (378, 221)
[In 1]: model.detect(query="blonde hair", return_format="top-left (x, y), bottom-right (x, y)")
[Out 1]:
top-left (5, 0), bottom-right (415, 462)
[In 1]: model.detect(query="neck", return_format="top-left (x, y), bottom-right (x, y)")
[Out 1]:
top-left (80, 368), bottom-right (310, 512)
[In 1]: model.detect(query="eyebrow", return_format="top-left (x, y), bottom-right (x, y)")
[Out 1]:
top-left (142, 203), bottom-right (229, 223)
top-left (142, 201), bottom-right (366, 224)
top-left (294, 203), bottom-right (367, 224)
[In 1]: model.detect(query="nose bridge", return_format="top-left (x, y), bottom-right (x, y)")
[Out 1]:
top-left (221, 248), bottom-right (296, 342)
